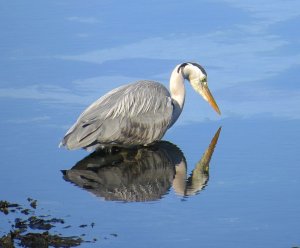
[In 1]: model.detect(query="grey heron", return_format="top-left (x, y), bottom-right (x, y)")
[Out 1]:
top-left (60, 62), bottom-right (220, 150)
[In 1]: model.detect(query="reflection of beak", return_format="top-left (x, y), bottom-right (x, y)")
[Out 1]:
top-left (185, 126), bottom-right (222, 196)
top-left (199, 126), bottom-right (222, 166)
top-left (201, 84), bottom-right (221, 115)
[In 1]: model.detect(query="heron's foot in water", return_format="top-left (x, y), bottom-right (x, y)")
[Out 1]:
top-left (102, 146), bottom-right (120, 154)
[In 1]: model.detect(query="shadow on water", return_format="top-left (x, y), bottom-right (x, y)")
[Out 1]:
top-left (62, 127), bottom-right (221, 202)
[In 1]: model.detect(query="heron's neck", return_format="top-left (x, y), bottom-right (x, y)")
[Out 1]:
top-left (169, 66), bottom-right (186, 127)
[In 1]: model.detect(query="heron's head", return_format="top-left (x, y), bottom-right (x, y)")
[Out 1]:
top-left (178, 62), bottom-right (221, 115)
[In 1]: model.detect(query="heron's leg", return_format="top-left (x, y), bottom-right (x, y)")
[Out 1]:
top-left (103, 146), bottom-right (121, 154)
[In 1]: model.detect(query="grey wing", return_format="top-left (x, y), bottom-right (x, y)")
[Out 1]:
top-left (60, 81), bottom-right (174, 150)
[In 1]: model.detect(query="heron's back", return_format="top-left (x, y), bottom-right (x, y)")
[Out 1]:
top-left (60, 81), bottom-right (174, 150)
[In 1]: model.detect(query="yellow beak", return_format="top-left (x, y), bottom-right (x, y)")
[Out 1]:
top-left (201, 84), bottom-right (221, 115)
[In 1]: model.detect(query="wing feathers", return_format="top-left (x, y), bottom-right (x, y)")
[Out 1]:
top-left (61, 81), bottom-right (173, 149)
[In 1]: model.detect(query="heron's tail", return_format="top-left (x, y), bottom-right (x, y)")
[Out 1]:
top-left (58, 135), bottom-right (69, 149)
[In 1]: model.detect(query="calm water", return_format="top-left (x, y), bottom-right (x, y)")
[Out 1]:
top-left (1, 1), bottom-right (300, 247)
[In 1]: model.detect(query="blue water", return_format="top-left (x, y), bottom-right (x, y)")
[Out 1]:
top-left (1, 1), bottom-right (300, 247)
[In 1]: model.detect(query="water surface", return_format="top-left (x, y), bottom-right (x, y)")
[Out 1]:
top-left (1, 0), bottom-right (300, 247)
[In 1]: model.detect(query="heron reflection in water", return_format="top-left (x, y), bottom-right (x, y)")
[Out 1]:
top-left (62, 127), bottom-right (221, 202)
top-left (59, 62), bottom-right (220, 151)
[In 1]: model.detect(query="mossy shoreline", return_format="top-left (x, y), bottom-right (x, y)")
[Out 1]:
top-left (0, 199), bottom-right (94, 248)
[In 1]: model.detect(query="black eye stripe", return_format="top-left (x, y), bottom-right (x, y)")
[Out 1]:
top-left (177, 62), bottom-right (189, 73)
top-left (177, 62), bottom-right (207, 76)
top-left (190, 62), bottom-right (207, 76)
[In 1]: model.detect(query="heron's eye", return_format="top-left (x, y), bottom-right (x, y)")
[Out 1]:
top-left (201, 78), bottom-right (207, 84)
